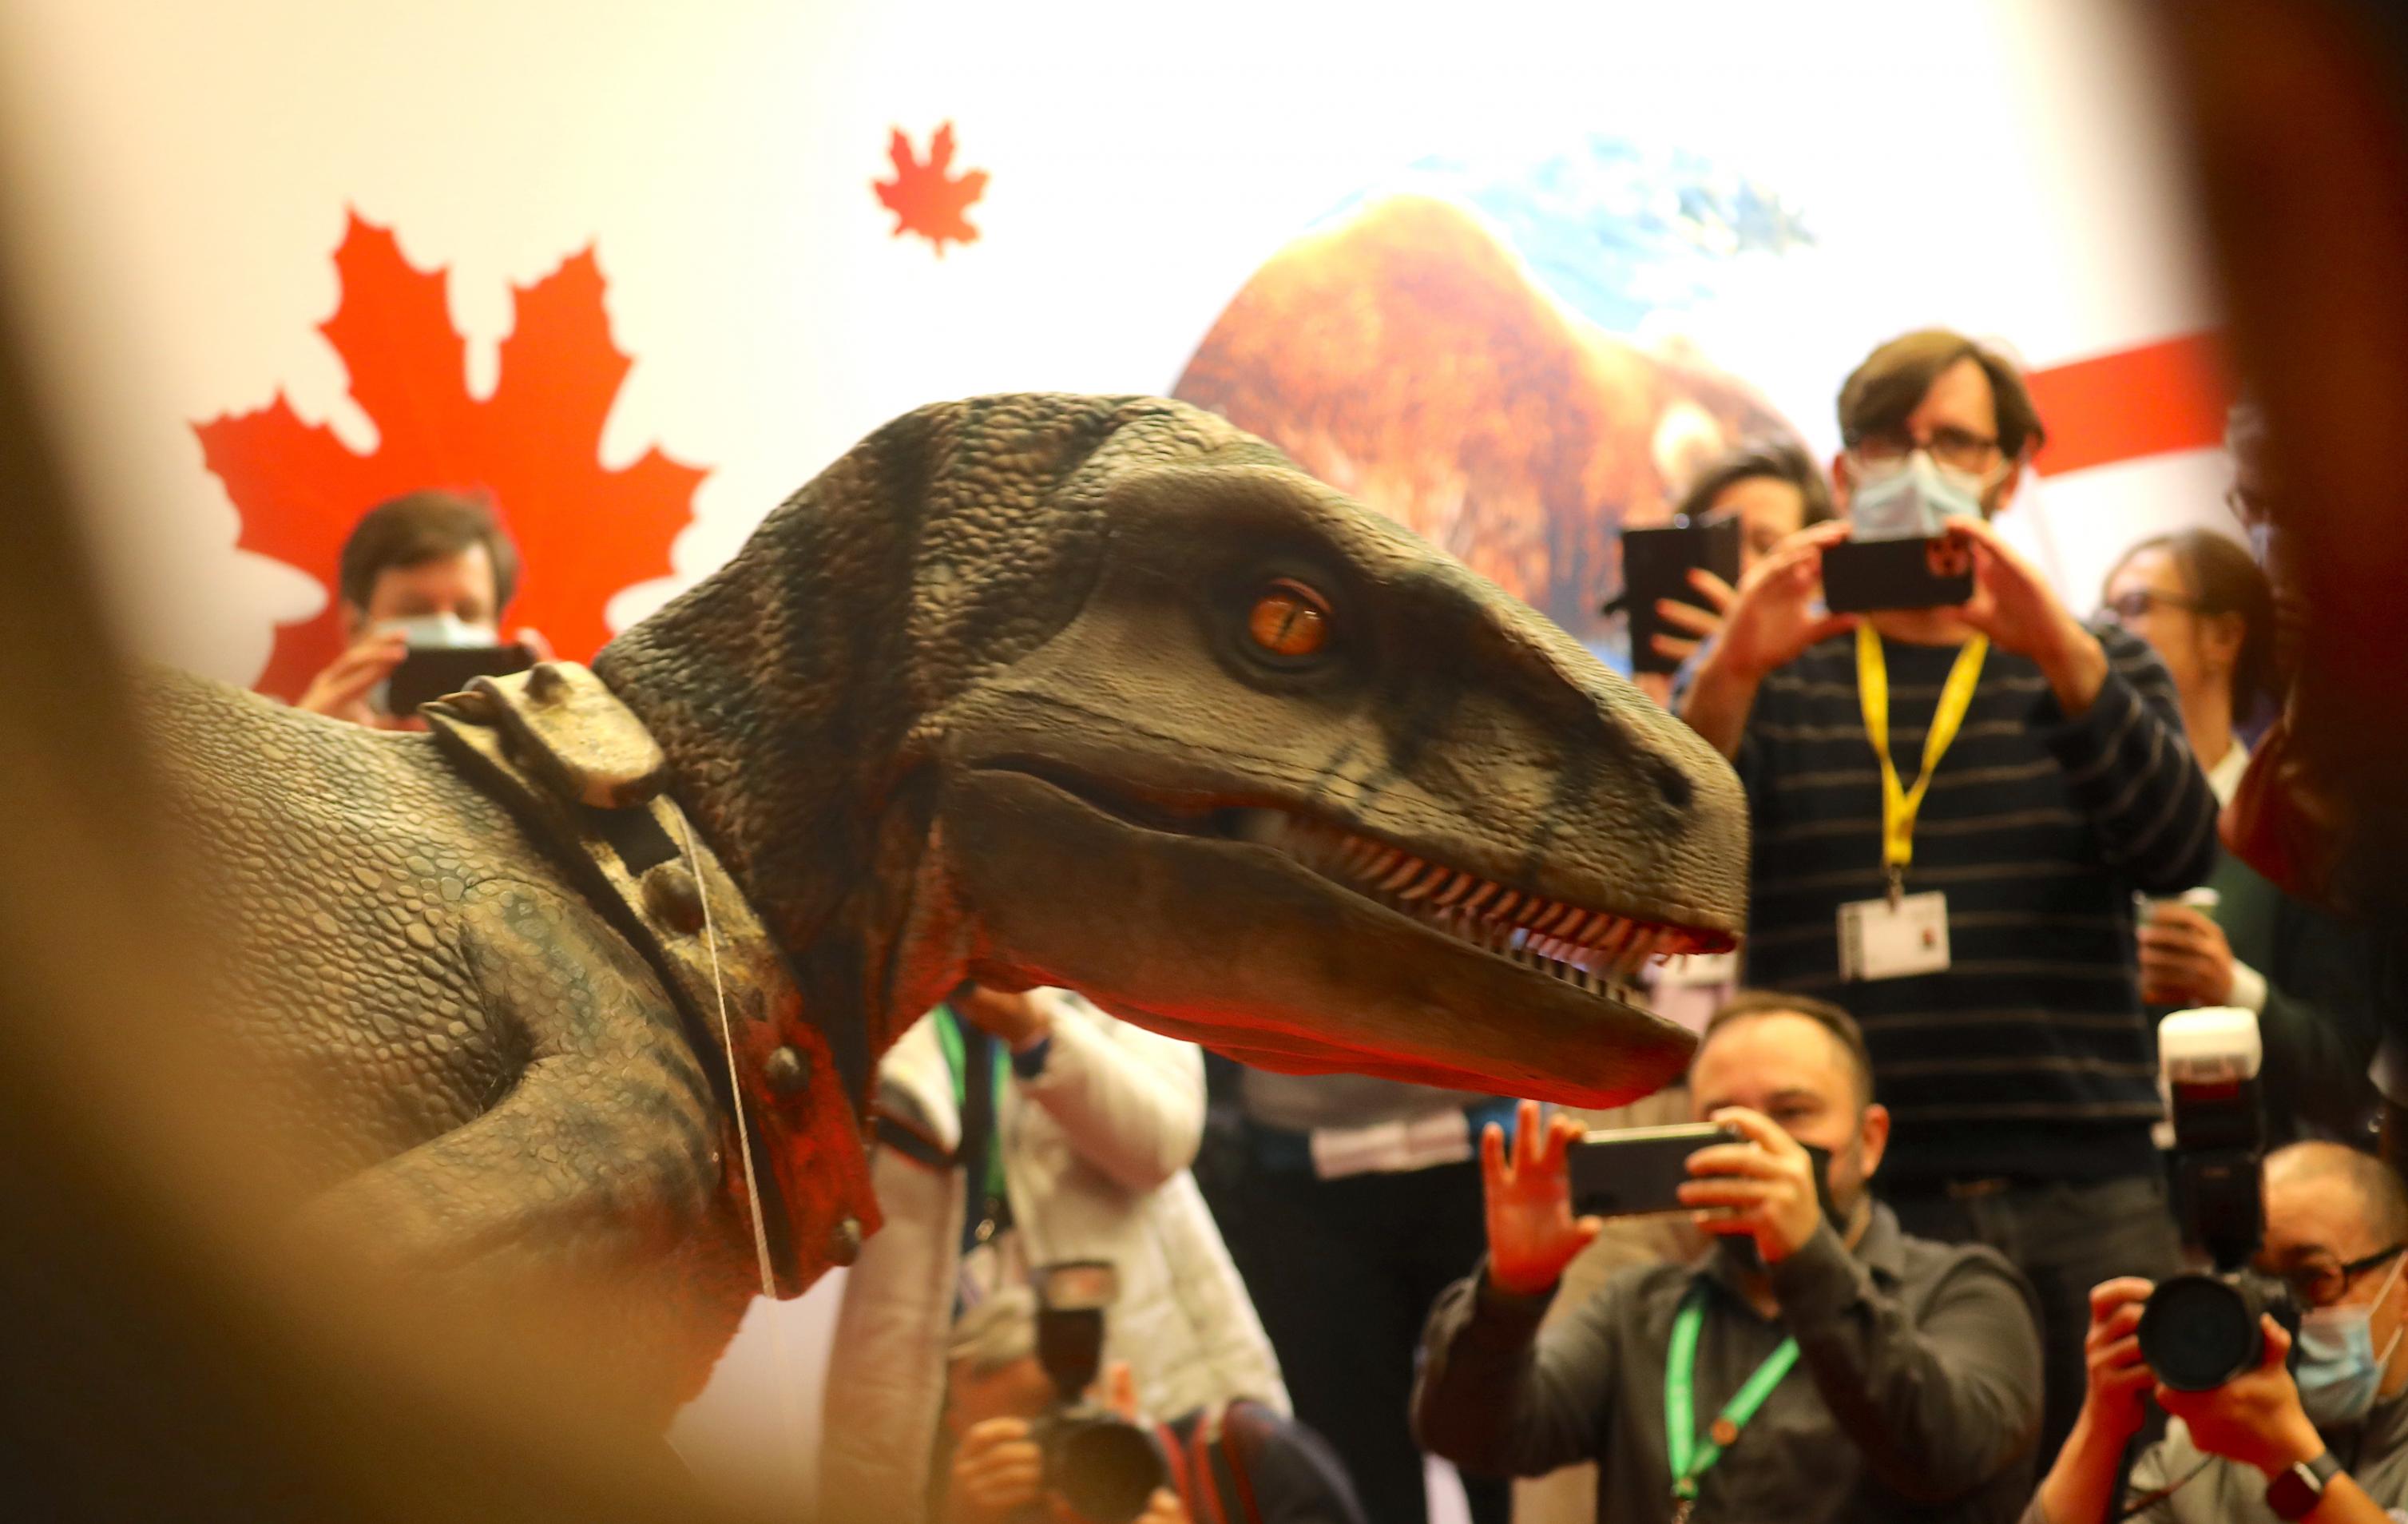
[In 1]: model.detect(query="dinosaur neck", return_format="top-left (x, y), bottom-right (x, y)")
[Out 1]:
top-left (590, 395), bottom-right (1198, 1071)
top-left (592, 482), bottom-right (941, 1074)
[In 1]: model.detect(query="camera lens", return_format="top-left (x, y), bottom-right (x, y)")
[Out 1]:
top-left (2138, 1272), bottom-right (2265, 1391)
top-left (1050, 1416), bottom-right (1168, 1524)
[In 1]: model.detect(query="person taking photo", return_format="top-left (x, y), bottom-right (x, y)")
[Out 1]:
top-left (2027, 1141), bottom-right (2408, 1522)
top-left (1414, 991), bottom-right (2045, 1522)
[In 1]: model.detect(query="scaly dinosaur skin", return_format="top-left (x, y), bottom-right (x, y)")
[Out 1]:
top-left (148, 394), bottom-right (1746, 1415)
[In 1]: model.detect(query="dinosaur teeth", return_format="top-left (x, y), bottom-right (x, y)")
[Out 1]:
top-left (1591, 917), bottom-right (1632, 962)
top-left (1221, 806), bottom-right (1722, 1002)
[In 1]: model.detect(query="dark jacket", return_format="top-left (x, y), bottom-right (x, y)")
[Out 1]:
top-left (2205, 846), bottom-right (2383, 1145)
top-left (1412, 1204), bottom-right (2044, 1523)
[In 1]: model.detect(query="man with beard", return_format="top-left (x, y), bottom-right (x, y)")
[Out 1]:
top-left (1413, 992), bottom-right (2045, 1523)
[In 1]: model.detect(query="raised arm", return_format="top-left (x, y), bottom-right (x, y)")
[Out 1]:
top-left (1411, 1102), bottom-right (1614, 1476)
top-left (1943, 518), bottom-right (2218, 894)
top-left (1006, 989), bottom-right (1203, 1193)
top-left (2039, 641), bottom-right (2220, 894)
top-left (1679, 521), bottom-right (1857, 759)
top-left (1411, 1262), bottom-right (1625, 1478)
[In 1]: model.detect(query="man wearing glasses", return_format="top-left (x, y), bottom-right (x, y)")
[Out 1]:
top-left (1680, 329), bottom-right (2221, 1465)
top-left (2026, 1141), bottom-right (2408, 1521)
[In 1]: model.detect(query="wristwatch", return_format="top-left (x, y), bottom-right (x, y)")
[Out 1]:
top-left (2266, 1450), bottom-right (2343, 1519)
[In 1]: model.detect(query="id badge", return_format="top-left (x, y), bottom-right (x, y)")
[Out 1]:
top-left (1838, 891), bottom-right (1950, 981)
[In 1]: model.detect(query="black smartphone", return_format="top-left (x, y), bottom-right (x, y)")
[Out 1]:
top-left (1563, 1121), bottom-right (1740, 1218)
top-left (385, 642), bottom-right (538, 714)
top-left (1617, 517), bottom-right (1743, 675)
top-left (1820, 534), bottom-right (1974, 613)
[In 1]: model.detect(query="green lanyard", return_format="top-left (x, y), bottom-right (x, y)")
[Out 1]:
top-left (933, 1006), bottom-right (1010, 1208)
top-left (1664, 1284), bottom-right (1800, 1518)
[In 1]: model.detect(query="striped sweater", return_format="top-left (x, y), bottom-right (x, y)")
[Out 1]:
top-left (1732, 624), bottom-right (2220, 1186)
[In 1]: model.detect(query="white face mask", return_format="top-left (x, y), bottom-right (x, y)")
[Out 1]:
top-left (374, 612), bottom-right (501, 649)
top-left (1854, 448), bottom-right (1992, 506)
top-left (2296, 1250), bottom-right (2408, 1427)
top-left (1849, 450), bottom-right (1986, 541)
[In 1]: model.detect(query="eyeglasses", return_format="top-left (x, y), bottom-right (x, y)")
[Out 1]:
top-left (1847, 426), bottom-right (2003, 478)
top-left (2278, 1242), bottom-right (2408, 1310)
top-left (2099, 589), bottom-right (2203, 625)
top-left (2225, 485), bottom-right (2276, 526)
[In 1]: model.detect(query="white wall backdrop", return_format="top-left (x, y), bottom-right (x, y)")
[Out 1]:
top-left (0, 1), bottom-right (2227, 1515)
top-left (0, 0), bottom-right (2221, 680)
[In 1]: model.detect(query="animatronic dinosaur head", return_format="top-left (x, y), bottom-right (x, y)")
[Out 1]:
top-left (596, 395), bottom-right (1745, 1107)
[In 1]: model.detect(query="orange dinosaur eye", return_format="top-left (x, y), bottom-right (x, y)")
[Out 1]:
top-left (1248, 581), bottom-right (1330, 657)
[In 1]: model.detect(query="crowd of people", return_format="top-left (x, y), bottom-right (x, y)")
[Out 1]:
top-left (301, 325), bottom-right (2394, 1524)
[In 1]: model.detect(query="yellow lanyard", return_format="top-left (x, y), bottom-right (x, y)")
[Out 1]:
top-left (1855, 623), bottom-right (1988, 903)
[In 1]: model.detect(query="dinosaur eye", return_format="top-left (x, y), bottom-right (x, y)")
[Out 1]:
top-left (1248, 581), bottom-right (1330, 658)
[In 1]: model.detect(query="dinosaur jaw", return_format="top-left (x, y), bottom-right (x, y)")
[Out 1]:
top-left (940, 765), bottom-right (1714, 1106)
top-left (1221, 806), bottom-right (1728, 1003)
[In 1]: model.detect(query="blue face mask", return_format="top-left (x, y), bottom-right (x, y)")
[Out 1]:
top-left (1849, 451), bottom-right (1986, 540)
top-left (2295, 1252), bottom-right (2406, 1427)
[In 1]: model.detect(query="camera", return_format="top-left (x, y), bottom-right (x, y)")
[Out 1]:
top-left (2139, 1266), bottom-right (2300, 1392)
top-left (1026, 1260), bottom-right (1168, 1523)
top-left (2137, 1007), bottom-right (2302, 1390)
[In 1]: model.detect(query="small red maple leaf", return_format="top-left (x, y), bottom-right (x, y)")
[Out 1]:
top-left (196, 212), bottom-right (704, 702)
top-left (874, 122), bottom-right (988, 255)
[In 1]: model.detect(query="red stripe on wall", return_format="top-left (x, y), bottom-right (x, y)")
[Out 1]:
top-left (2025, 331), bottom-right (2231, 476)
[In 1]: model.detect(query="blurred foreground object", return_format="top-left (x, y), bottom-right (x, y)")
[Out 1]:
top-left (2148, 0), bottom-right (2408, 1166)
top-left (0, 231), bottom-right (733, 1521)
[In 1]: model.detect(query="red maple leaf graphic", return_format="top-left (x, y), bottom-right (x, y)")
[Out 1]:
top-left (873, 122), bottom-right (988, 254)
top-left (195, 211), bottom-right (704, 702)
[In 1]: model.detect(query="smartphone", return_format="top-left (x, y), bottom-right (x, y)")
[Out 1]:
top-left (367, 614), bottom-right (538, 716)
top-left (1617, 517), bottom-right (1743, 675)
top-left (1821, 534), bottom-right (1974, 613)
top-left (382, 641), bottom-right (538, 714)
top-left (1563, 1121), bottom-right (1740, 1218)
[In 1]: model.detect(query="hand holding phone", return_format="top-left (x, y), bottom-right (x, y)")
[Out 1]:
top-left (2137, 890), bottom-right (2234, 1008)
top-left (1710, 521), bottom-right (1859, 683)
top-left (294, 628), bottom-right (413, 726)
top-left (1617, 518), bottom-right (1742, 675)
top-left (1674, 1107), bottom-right (1827, 1266)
